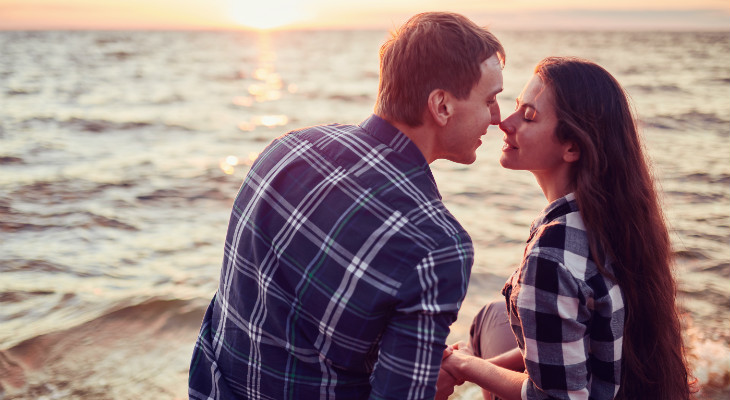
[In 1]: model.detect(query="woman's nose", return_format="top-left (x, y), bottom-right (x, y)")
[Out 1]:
top-left (499, 116), bottom-right (513, 134)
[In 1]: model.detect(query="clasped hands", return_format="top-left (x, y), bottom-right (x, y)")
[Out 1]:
top-left (435, 341), bottom-right (472, 400)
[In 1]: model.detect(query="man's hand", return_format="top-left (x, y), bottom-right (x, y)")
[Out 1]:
top-left (435, 345), bottom-right (466, 400)
top-left (435, 367), bottom-right (461, 400)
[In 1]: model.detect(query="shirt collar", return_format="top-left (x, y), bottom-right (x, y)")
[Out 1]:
top-left (359, 114), bottom-right (441, 198)
top-left (527, 193), bottom-right (578, 241)
top-left (359, 114), bottom-right (428, 167)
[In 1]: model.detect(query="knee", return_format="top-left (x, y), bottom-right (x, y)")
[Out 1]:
top-left (469, 299), bottom-right (514, 359)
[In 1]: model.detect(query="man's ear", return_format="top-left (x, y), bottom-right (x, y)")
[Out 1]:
top-left (427, 89), bottom-right (453, 127)
top-left (563, 141), bottom-right (580, 163)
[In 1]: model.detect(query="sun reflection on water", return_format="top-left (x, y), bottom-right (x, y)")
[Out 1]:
top-left (232, 96), bottom-right (253, 107)
top-left (219, 152), bottom-right (260, 175)
top-left (225, 155), bottom-right (239, 166)
top-left (231, 32), bottom-right (293, 135)
top-left (247, 34), bottom-right (283, 103)
top-left (237, 121), bottom-right (255, 131)
top-left (254, 115), bottom-right (289, 127)
top-left (219, 156), bottom-right (237, 175)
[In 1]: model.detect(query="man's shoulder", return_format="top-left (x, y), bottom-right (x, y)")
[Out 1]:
top-left (256, 120), bottom-right (469, 244)
top-left (287, 122), bottom-right (366, 141)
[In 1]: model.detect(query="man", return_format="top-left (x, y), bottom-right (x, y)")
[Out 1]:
top-left (189, 11), bottom-right (504, 400)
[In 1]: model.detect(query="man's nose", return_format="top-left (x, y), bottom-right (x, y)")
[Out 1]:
top-left (490, 103), bottom-right (501, 125)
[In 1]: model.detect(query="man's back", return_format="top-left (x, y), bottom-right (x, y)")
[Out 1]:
top-left (188, 115), bottom-right (473, 399)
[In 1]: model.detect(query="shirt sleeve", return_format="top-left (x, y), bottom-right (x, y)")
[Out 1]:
top-left (368, 234), bottom-right (473, 400)
top-left (516, 253), bottom-right (591, 400)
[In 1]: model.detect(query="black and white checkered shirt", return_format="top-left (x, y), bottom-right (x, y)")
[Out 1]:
top-left (503, 193), bottom-right (624, 399)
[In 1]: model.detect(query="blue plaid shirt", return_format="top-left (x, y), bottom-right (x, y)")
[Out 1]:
top-left (189, 115), bottom-right (474, 400)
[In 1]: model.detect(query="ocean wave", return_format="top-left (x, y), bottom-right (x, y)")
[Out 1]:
top-left (212, 70), bottom-right (249, 81)
top-left (701, 263), bottom-right (730, 275)
top-left (0, 298), bottom-right (206, 351)
top-left (0, 259), bottom-right (71, 274)
top-left (12, 116), bottom-right (197, 134)
top-left (0, 297), bottom-right (206, 399)
top-left (5, 88), bottom-right (40, 96)
top-left (642, 111), bottom-right (730, 134)
top-left (327, 93), bottom-right (373, 103)
top-left (0, 290), bottom-right (55, 303)
top-left (135, 186), bottom-right (231, 204)
top-left (103, 50), bottom-right (137, 61)
top-left (674, 249), bottom-right (710, 260)
top-left (151, 93), bottom-right (187, 105)
top-left (683, 172), bottom-right (730, 185)
top-left (627, 83), bottom-right (685, 94)
top-left (664, 190), bottom-right (729, 204)
top-left (10, 179), bottom-right (132, 206)
top-left (0, 211), bottom-right (138, 233)
top-left (2, 182), bottom-right (139, 232)
top-left (61, 117), bottom-right (153, 133)
top-left (0, 156), bottom-right (24, 165)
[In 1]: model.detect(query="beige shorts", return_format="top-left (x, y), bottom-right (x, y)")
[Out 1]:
top-left (469, 300), bottom-right (518, 359)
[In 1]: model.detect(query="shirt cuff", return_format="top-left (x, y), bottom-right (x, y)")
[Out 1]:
top-left (521, 377), bottom-right (529, 400)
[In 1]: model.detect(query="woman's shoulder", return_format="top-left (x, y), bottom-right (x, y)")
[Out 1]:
top-left (528, 207), bottom-right (587, 253)
top-left (527, 210), bottom-right (610, 283)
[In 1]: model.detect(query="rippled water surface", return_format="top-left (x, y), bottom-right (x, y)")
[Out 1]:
top-left (1, 30), bottom-right (728, 399)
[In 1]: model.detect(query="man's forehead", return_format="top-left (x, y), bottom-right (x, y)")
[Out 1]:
top-left (480, 55), bottom-right (504, 92)
top-left (482, 54), bottom-right (502, 70)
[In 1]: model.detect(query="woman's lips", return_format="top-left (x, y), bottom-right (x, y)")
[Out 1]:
top-left (501, 140), bottom-right (517, 151)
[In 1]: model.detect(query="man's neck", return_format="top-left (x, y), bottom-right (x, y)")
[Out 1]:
top-left (377, 113), bottom-right (436, 164)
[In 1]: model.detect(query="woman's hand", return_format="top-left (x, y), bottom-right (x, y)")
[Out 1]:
top-left (450, 341), bottom-right (473, 356)
top-left (440, 341), bottom-right (473, 376)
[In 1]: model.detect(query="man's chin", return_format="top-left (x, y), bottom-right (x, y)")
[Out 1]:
top-left (449, 154), bottom-right (477, 165)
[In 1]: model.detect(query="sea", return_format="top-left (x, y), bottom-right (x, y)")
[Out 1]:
top-left (0, 29), bottom-right (728, 399)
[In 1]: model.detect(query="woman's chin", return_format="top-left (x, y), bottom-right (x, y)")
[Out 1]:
top-left (499, 156), bottom-right (515, 170)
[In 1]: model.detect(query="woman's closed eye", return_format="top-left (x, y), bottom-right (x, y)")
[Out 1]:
top-left (515, 99), bottom-right (537, 121)
top-left (523, 106), bottom-right (536, 121)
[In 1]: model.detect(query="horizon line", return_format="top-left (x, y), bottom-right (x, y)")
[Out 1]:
top-left (1, 26), bottom-right (728, 33)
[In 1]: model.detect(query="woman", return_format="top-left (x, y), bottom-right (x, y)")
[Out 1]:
top-left (437, 57), bottom-right (695, 400)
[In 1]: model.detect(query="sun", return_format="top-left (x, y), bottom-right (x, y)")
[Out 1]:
top-left (228, 0), bottom-right (305, 30)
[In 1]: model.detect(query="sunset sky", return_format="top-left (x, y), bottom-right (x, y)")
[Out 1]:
top-left (1, 0), bottom-right (728, 31)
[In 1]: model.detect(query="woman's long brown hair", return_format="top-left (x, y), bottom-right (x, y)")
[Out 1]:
top-left (536, 57), bottom-right (696, 399)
